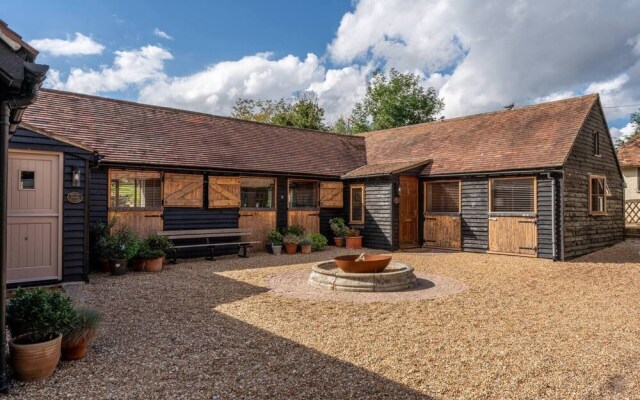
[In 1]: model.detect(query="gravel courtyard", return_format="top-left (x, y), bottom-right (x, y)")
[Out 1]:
top-left (8, 242), bottom-right (640, 399)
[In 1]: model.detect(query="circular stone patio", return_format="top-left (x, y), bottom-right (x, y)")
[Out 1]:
top-left (267, 269), bottom-right (467, 303)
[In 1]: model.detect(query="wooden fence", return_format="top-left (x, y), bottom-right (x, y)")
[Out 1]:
top-left (625, 199), bottom-right (640, 224)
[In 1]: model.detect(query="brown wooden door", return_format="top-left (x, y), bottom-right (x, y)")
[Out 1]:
top-left (288, 210), bottom-right (320, 234)
top-left (7, 150), bottom-right (62, 284)
top-left (424, 214), bottom-right (461, 249)
top-left (109, 210), bottom-right (163, 239)
top-left (488, 216), bottom-right (537, 256)
top-left (238, 210), bottom-right (276, 251)
top-left (399, 176), bottom-right (419, 248)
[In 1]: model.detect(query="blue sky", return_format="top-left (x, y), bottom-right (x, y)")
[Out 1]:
top-left (7, 0), bottom-right (640, 138)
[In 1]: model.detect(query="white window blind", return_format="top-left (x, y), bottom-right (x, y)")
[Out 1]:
top-left (491, 178), bottom-right (535, 213)
top-left (427, 182), bottom-right (460, 213)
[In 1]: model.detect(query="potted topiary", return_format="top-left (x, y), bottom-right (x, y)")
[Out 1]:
top-left (106, 226), bottom-right (140, 275)
top-left (266, 230), bottom-right (283, 255)
top-left (61, 307), bottom-right (102, 361)
top-left (7, 288), bottom-right (78, 381)
top-left (345, 227), bottom-right (363, 249)
top-left (143, 234), bottom-right (172, 272)
top-left (329, 217), bottom-right (347, 247)
top-left (283, 233), bottom-right (301, 254)
top-left (300, 236), bottom-right (313, 254)
top-left (309, 233), bottom-right (328, 252)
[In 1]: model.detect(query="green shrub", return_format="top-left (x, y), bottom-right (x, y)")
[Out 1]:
top-left (90, 218), bottom-right (117, 259)
top-left (146, 234), bottom-right (172, 254)
top-left (266, 230), bottom-right (283, 245)
top-left (283, 233), bottom-right (302, 245)
top-left (106, 226), bottom-right (140, 260)
top-left (345, 227), bottom-right (361, 237)
top-left (7, 288), bottom-right (78, 344)
top-left (282, 225), bottom-right (305, 237)
top-left (137, 242), bottom-right (165, 260)
top-left (63, 307), bottom-right (102, 347)
top-left (309, 233), bottom-right (328, 251)
top-left (329, 217), bottom-right (348, 238)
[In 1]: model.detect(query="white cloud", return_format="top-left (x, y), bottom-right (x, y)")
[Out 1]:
top-left (153, 28), bottom-right (173, 40)
top-left (30, 33), bottom-right (104, 56)
top-left (48, 45), bottom-right (172, 94)
top-left (610, 121), bottom-right (637, 143)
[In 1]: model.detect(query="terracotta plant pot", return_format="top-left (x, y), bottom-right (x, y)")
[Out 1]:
top-left (271, 245), bottom-right (282, 255)
top-left (301, 244), bottom-right (312, 254)
top-left (145, 257), bottom-right (163, 272)
top-left (61, 337), bottom-right (88, 361)
top-left (100, 257), bottom-right (110, 272)
top-left (109, 259), bottom-right (128, 275)
top-left (345, 236), bottom-right (363, 249)
top-left (284, 243), bottom-right (298, 254)
top-left (130, 259), bottom-right (145, 272)
top-left (10, 333), bottom-right (62, 381)
top-left (334, 237), bottom-right (344, 247)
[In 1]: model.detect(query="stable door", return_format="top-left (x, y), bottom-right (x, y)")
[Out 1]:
top-left (424, 181), bottom-right (462, 249)
top-left (399, 176), bottom-right (419, 248)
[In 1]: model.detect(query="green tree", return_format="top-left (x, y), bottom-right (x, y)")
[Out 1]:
top-left (231, 92), bottom-right (327, 131)
top-left (616, 109), bottom-right (640, 146)
top-left (331, 115), bottom-right (350, 135)
top-left (347, 68), bottom-right (444, 133)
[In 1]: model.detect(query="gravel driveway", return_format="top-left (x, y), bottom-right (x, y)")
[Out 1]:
top-left (8, 242), bottom-right (640, 399)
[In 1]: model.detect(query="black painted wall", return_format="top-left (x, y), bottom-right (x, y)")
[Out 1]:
top-left (460, 178), bottom-right (489, 253)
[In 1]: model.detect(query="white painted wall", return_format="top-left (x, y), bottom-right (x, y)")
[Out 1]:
top-left (623, 167), bottom-right (640, 201)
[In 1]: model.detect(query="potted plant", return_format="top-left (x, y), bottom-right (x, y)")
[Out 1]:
top-left (131, 244), bottom-right (147, 272)
top-left (143, 234), bottom-right (172, 272)
top-left (61, 307), bottom-right (102, 361)
top-left (90, 219), bottom-right (117, 272)
top-left (309, 233), bottom-right (328, 251)
top-left (300, 236), bottom-right (313, 254)
top-left (283, 233), bottom-right (301, 254)
top-left (266, 230), bottom-right (283, 255)
top-left (345, 227), bottom-right (363, 249)
top-left (6, 288), bottom-right (78, 381)
top-left (106, 226), bottom-right (140, 275)
top-left (329, 217), bottom-right (347, 247)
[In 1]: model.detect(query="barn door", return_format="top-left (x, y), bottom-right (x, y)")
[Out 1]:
top-left (488, 177), bottom-right (538, 256)
top-left (424, 181), bottom-right (461, 249)
top-left (7, 150), bottom-right (62, 284)
top-left (238, 211), bottom-right (276, 251)
top-left (399, 176), bottom-right (419, 248)
top-left (288, 210), bottom-right (320, 234)
top-left (164, 173), bottom-right (203, 207)
top-left (209, 177), bottom-right (241, 208)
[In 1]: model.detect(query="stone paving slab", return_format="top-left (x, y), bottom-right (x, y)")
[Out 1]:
top-left (267, 270), bottom-right (467, 303)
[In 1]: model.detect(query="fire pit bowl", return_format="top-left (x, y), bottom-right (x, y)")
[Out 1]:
top-left (334, 254), bottom-right (392, 273)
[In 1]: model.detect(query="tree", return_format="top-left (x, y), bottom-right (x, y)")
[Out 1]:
top-left (616, 109), bottom-right (640, 146)
top-left (231, 92), bottom-right (327, 131)
top-left (346, 68), bottom-right (444, 133)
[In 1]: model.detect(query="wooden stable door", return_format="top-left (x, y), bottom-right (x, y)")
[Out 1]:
top-left (288, 210), bottom-right (320, 234)
top-left (424, 215), bottom-right (461, 249)
top-left (238, 210), bottom-right (276, 251)
top-left (399, 176), bottom-right (419, 248)
top-left (109, 210), bottom-right (163, 239)
top-left (7, 150), bottom-right (62, 284)
top-left (424, 181), bottom-right (461, 249)
top-left (488, 217), bottom-right (537, 256)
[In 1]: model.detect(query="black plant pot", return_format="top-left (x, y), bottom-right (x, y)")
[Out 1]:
top-left (266, 244), bottom-right (273, 254)
top-left (109, 259), bottom-right (128, 275)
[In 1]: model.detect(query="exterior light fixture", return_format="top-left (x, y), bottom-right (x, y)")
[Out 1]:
top-left (72, 167), bottom-right (81, 187)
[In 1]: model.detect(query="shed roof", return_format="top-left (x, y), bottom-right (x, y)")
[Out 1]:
top-left (616, 134), bottom-right (640, 167)
top-left (361, 94), bottom-right (600, 176)
top-left (342, 159), bottom-right (431, 179)
top-left (22, 89), bottom-right (367, 177)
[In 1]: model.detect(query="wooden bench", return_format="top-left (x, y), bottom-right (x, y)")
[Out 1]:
top-left (157, 228), bottom-right (261, 263)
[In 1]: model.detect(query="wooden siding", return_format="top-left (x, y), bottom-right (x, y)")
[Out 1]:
top-left (460, 178), bottom-right (489, 252)
top-left (536, 176), bottom-right (559, 260)
top-left (10, 129), bottom-right (92, 282)
top-left (562, 105), bottom-right (624, 259)
top-left (361, 177), bottom-right (394, 251)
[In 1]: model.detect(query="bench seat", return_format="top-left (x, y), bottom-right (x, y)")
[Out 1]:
top-left (158, 229), bottom-right (261, 262)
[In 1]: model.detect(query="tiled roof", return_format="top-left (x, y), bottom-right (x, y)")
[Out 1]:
top-left (21, 89), bottom-right (367, 177)
top-left (342, 159), bottom-right (431, 179)
top-left (362, 94), bottom-right (600, 176)
top-left (617, 134), bottom-right (640, 167)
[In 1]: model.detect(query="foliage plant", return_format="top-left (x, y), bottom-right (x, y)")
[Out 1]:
top-left (137, 242), bottom-right (165, 260)
top-left (282, 225), bottom-right (305, 237)
top-left (146, 234), bottom-right (173, 254)
top-left (90, 218), bottom-right (117, 259)
top-left (232, 92), bottom-right (327, 131)
top-left (6, 288), bottom-right (78, 344)
top-left (345, 227), bottom-right (361, 237)
top-left (283, 233), bottom-right (302, 245)
top-left (106, 226), bottom-right (140, 260)
top-left (309, 233), bottom-right (328, 251)
top-left (616, 109), bottom-right (640, 146)
top-left (63, 307), bottom-right (102, 347)
top-left (299, 236), bottom-right (313, 247)
top-left (266, 230), bottom-right (283, 245)
top-left (329, 217), bottom-right (348, 238)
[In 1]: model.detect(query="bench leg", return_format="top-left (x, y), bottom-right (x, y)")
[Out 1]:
top-left (206, 246), bottom-right (216, 261)
top-left (238, 245), bottom-right (250, 258)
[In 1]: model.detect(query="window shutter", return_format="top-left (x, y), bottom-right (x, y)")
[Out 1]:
top-left (163, 173), bottom-right (203, 207)
top-left (320, 181), bottom-right (344, 208)
top-left (208, 177), bottom-right (241, 208)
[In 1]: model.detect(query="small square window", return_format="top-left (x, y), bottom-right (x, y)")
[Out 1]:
top-left (19, 171), bottom-right (35, 190)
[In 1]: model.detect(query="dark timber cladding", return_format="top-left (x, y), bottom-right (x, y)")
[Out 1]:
top-left (357, 178), bottom-right (393, 251)
top-left (10, 128), bottom-right (94, 282)
top-left (562, 104), bottom-right (624, 259)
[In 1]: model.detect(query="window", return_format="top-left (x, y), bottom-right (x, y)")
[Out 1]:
top-left (240, 177), bottom-right (275, 209)
top-left (350, 184), bottom-right (365, 224)
top-left (589, 175), bottom-right (608, 215)
top-left (593, 131), bottom-right (600, 156)
top-left (288, 180), bottom-right (318, 209)
top-left (19, 171), bottom-right (35, 190)
top-left (110, 171), bottom-right (162, 209)
top-left (426, 181), bottom-right (460, 213)
top-left (490, 177), bottom-right (536, 213)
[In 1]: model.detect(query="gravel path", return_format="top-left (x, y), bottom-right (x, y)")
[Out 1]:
top-left (7, 243), bottom-right (640, 399)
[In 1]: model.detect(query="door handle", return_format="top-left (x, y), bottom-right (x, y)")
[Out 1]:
top-left (488, 217), bottom-right (497, 221)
